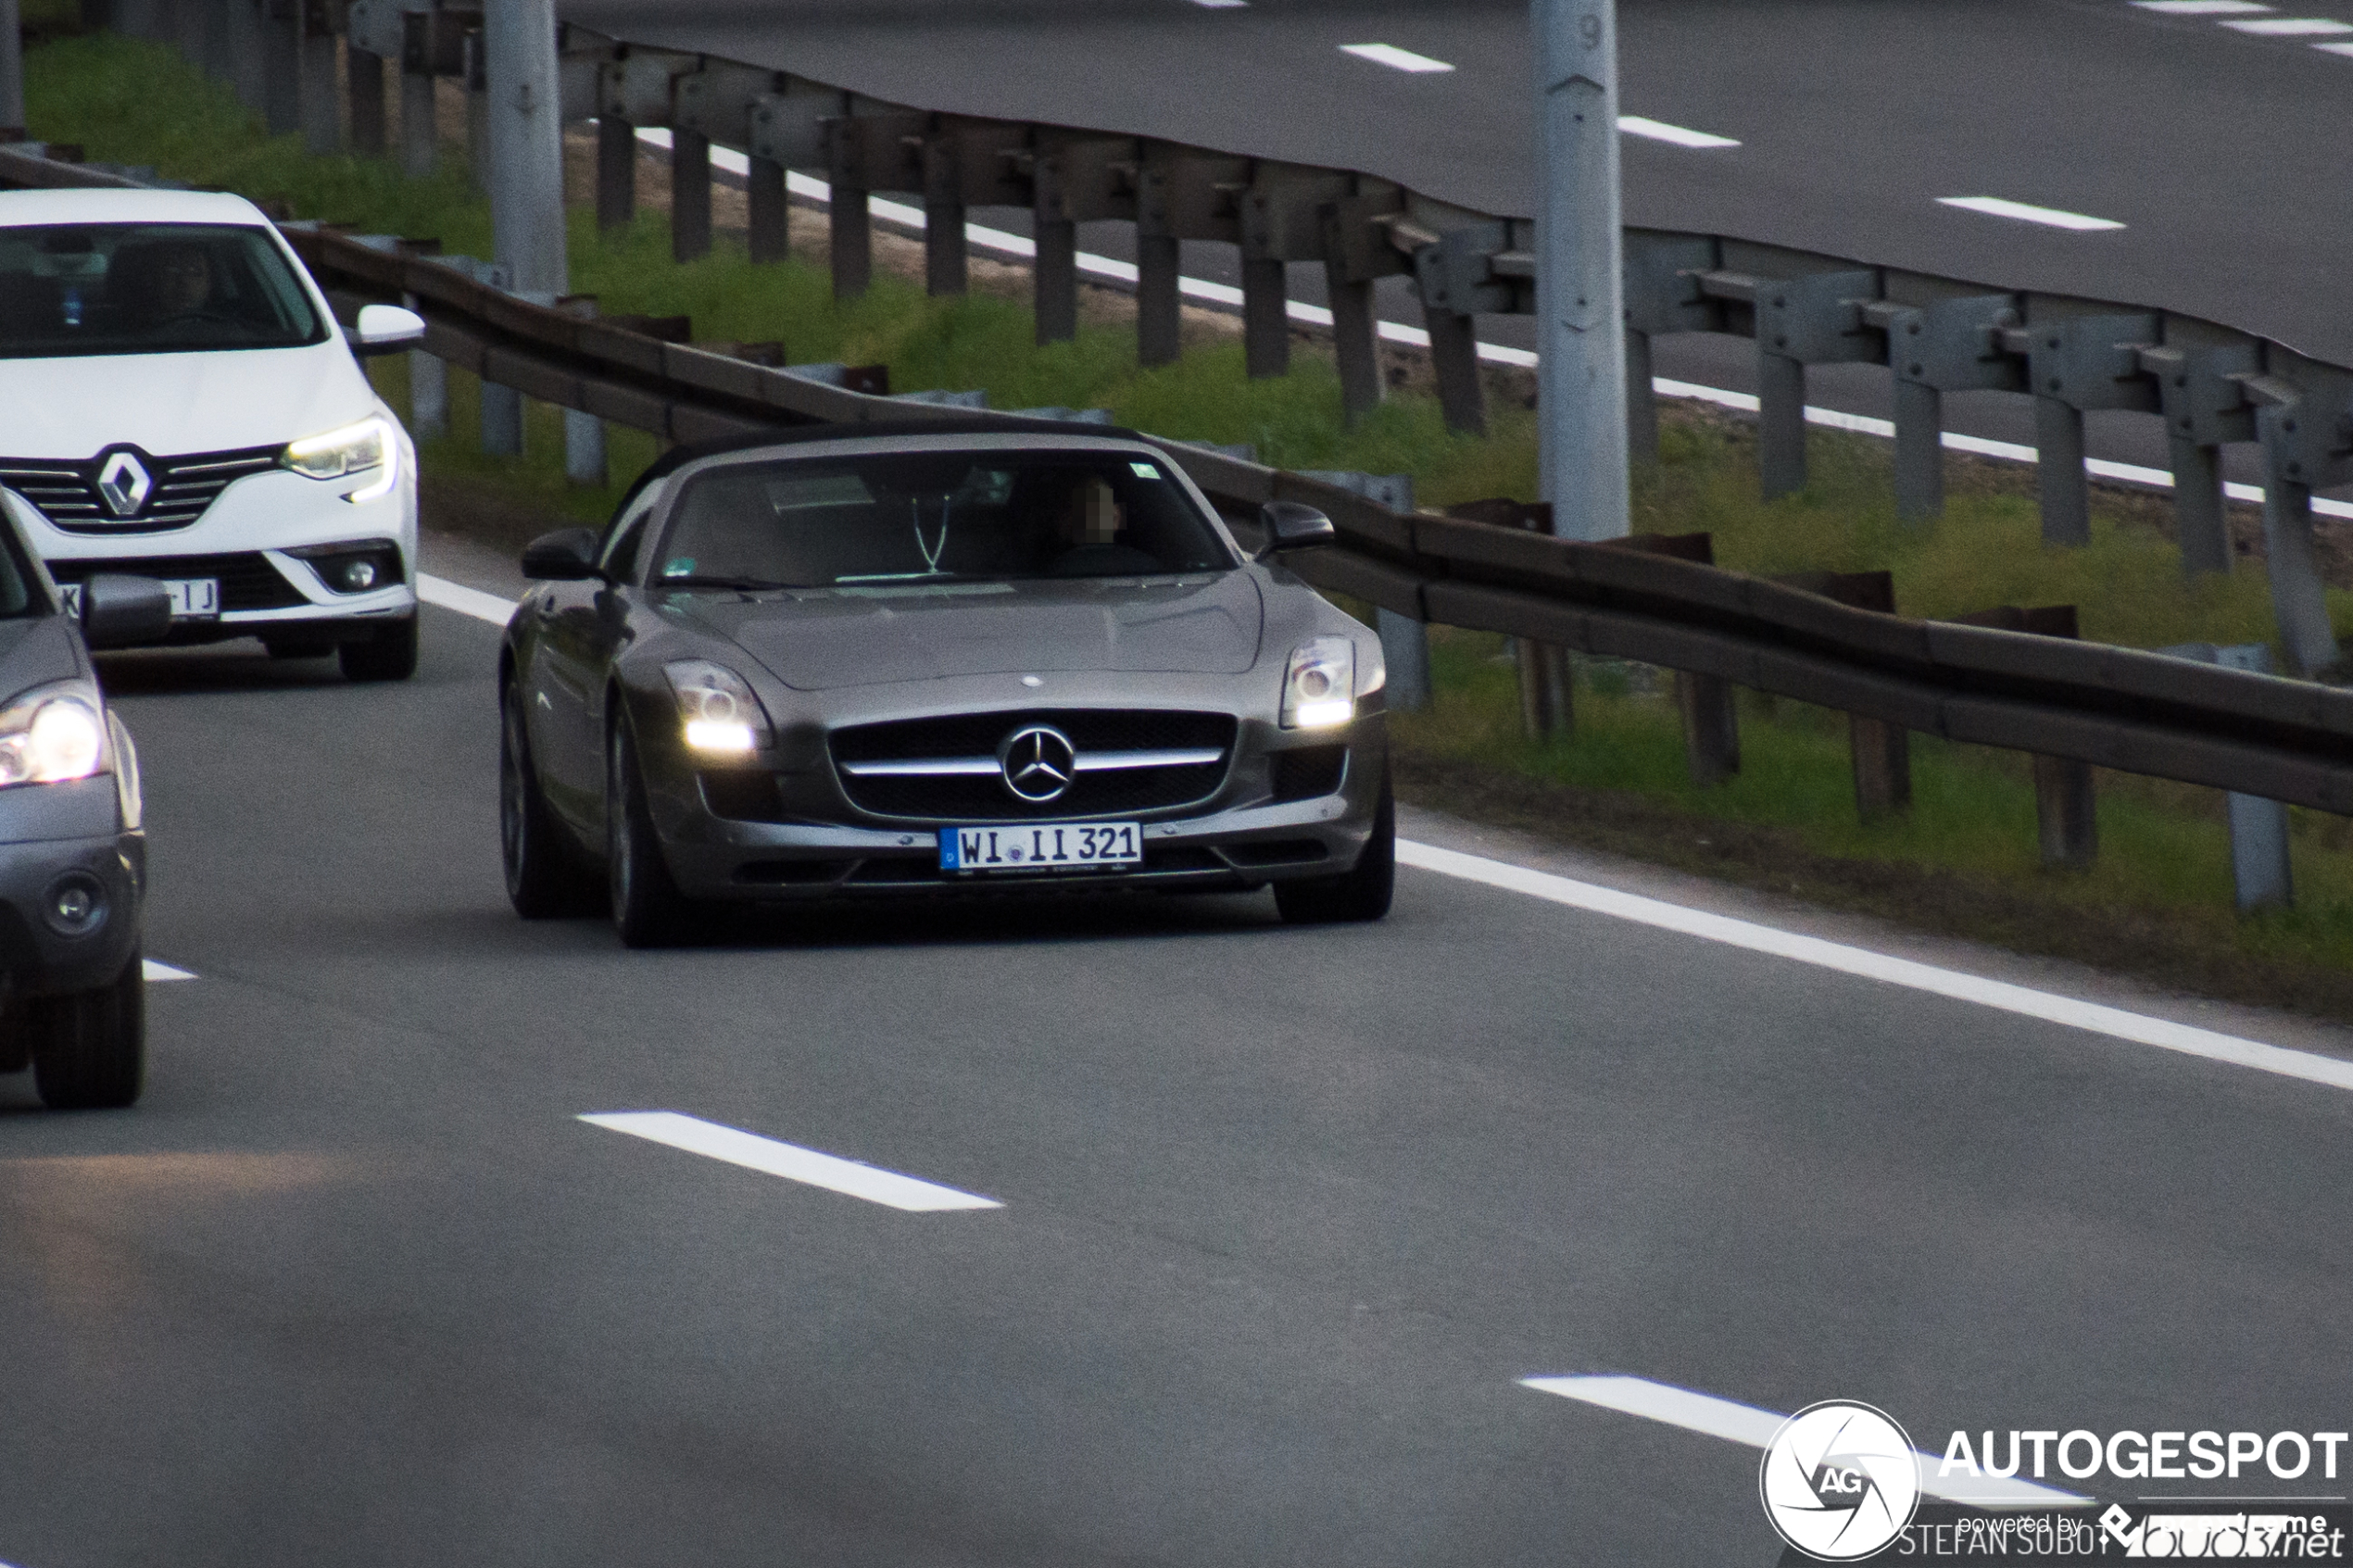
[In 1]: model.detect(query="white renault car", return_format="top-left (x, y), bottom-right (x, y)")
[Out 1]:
top-left (0, 188), bottom-right (424, 680)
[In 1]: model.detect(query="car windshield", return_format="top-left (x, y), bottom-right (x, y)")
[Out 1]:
top-left (651, 449), bottom-right (1236, 588)
top-left (0, 221), bottom-right (329, 359)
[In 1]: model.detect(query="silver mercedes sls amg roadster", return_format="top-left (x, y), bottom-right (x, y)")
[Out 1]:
top-left (497, 421), bottom-right (1392, 947)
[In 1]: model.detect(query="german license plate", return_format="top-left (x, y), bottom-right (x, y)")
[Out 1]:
top-left (58, 578), bottom-right (219, 619)
top-left (939, 822), bottom-right (1142, 874)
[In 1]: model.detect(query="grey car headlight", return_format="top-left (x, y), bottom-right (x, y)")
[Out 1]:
top-left (1281, 636), bottom-right (1357, 729)
top-left (664, 659), bottom-right (774, 754)
top-left (283, 415), bottom-right (399, 504)
top-left (0, 682), bottom-right (107, 787)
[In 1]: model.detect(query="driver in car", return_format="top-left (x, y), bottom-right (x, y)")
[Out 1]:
top-left (1049, 475), bottom-right (1161, 576)
top-left (119, 240), bottom-right (220, 330)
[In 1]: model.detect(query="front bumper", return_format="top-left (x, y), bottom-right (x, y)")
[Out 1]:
top-left (0, 775), bottom-right (143, 998)
top-left (640, 716), bottom-right (1389, 901)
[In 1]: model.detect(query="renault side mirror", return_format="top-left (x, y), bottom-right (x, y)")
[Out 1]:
top-left (347, 303), bottom-right (427, 357)
top-left (520, 527), bottom-right (602, 581)
top-left (79, 573), bottom-right (174, 649)
top-left (1258, 501), bottom-right (1337, 557)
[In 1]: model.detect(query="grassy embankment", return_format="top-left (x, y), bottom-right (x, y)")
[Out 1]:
top-left (28, 30), bottom-right (2353, 1010)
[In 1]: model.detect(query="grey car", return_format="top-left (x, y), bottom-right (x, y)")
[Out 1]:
top-left (0, 494), bottom-right (171, 1105)
top-left (497, 424), bottom-right (1393, 947)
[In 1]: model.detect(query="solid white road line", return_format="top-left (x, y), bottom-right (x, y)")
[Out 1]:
top-left (2221, 14), bottom-right (2353, 30)
top-left (142, 960), bottom-right (195, 982)
top-left (1617, 115), bottom-right (1741, 150)
top-left (580, 1110), bottom-right (1003, 1211)
top-left (2131, 0), bottom-right (2272, 12)
top-left (1521, 1376), bottom-right (2091, 1508)
top-left (1397, 839), bottom-right (2353, 1097)
top-left (1936, 195), bottom-right (2126, 232)
top-left (1338, 42), bottom-right (1455, 73)
top-left (419, 573), bottom-right (520, 627)
top-left (2310, 39), bottom-right (2353, 52)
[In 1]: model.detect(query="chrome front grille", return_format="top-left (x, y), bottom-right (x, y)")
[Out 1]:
top-left (0, 445), bottom-right (282, 534)
top-left (831, 709), bottom-right (1237, 822)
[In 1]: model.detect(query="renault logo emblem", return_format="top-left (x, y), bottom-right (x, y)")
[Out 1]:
top-left (94, 450), bottom-right (152, 518)
top-left (1000, 725), bottom-right (1076, 803)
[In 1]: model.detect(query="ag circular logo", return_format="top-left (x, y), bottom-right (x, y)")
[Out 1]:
top-left (1758, 1400), bottom-right (1921, 1561)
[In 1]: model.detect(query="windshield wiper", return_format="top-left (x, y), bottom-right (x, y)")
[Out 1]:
top-left (655, 574), bottom-right (797, 591)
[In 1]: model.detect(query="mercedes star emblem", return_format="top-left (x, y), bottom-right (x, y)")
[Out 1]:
top-left (95, 450), bottom-right (153, 518)
top-left (1000, 725), bottom-right (1076, 803)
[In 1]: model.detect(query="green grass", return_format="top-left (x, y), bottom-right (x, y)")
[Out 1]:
top-left (33, 31), bottom-right (2353, 989)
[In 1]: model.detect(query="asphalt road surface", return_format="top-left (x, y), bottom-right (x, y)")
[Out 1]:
top-left (565, 0), bottom-right (2353, 491)
top-left (6, 552), bottom-right (2353, 1564)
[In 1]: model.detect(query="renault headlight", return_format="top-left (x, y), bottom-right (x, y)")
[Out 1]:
top-left (665, 660), bottom-right (773, 754)
top-left (283, 416), bottom-right (398, 504)
top-left (1281, 636), bottom-right (1356, 729)
top-left (0, 683), bottom-right (107, 787)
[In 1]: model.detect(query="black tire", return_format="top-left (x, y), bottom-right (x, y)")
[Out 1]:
top-left (30, 951), bottom-right (145, 1110)
top-left (607, 721), bottom-right (699, 948)
top-left (502, 680), bottom-right (606, 919)
top-left (260, 635), bottom-right (333, 659)
top-left (1274, 769), bottom-right (1395, 925)
top-left (339, 616), bottom-right (419, 683)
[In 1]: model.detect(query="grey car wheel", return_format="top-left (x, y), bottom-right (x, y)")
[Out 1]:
top-left (607, 721), bottom-right (698, 948)
top-left (1273, 768), bottom-right (1394, 925)
top-left (31, 950), bottom-right (145, 1110)
top-left (502, 680), bottom-right (605, 919)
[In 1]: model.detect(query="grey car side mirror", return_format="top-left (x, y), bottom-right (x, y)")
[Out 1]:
top-left (80, 573), bottom-right (174, 649)
top-left (521, 527), bottom-right (602, 581)
top-left (346, 303), bottom-right (427, 357)
top-left (1258, 501), bottom-right (1337, 557)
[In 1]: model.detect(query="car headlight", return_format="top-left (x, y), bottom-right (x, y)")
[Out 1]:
top-left (283, 416), bottom-right (398, 504)
top-left (0, 683), bottom-right (107, 787)
top-left (664, 660), bottom-right (773, 754)
top-left (1281, 636), bottom-right (1356, 729)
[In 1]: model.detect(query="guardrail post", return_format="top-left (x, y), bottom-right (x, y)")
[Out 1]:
top-left (347, 44), bottom-right (387, 157)
top-left (464, 29), bottom-right (489, 192)
top-left (1851, 717), bottom-right (1910, 821)
top-left (2025, 313), bottom-right (2159, 546)
top-left (409, 332), bottom-right (447, 438)
top-left (2033, 395), bottom-right (2090, 546)
top-left (824, 120), bottom-right (872, 300)
top-left (0, 0), bottom-right (21, 140)
top-left (922, 136), bottom-right (967, 296)
top-left (1624, 326), bottom-right (1655, 463)
top-left (1035, 216), bottom-right (1076, 343)
top-left (1624, 232), bottom-right (1720, 465)
top-left (1892, 380), bottom-right (1942, 523)
top-left (1757, 350), bottom-right (1806, 500)
top-left (672, 127), bottom-right (712, 263)
top-left (2219, 643), bottom-right (2295, 909)
top-left (596, 113), bottom-right (634, 231)
top-left (396, 9), bottom-right (434, 177)
top-left (1428, 307), bottom-right (1486, 438)
top-left (2145, 342), bottom-right (2256, 577)
top-left (1453, 498), bottom-right (1572, 737)
top-left (262, 0), bottom-right (300, 134)
top-left (2253, 397), bottom-right (2348, 675)
top-left (1241, 257), bottom-right (1289, 380)
top-left (2033, 756), bottom-right (2097, 870)
top-left (1678, 672), bottom-right (1739, 785)
top-left (747, 152), bottom-right (787, 263)
top-left (1414, 223), bottom-right (1524, 437)
top-left (2170, 435), bottom-right (2229, 575)
top-left (1137, 232), bottom-right (1180, 368)
top-left (1755, 270), bottom-right (1880, 502)
top-left (1307, 471), bottom-right (1430, 708)
top-left (296, 0), bottom-right (337, 154)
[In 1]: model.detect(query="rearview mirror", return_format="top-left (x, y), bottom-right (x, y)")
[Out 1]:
top-left (79, 573), bottom-right (174, 650)
top-left (1258, 501), bottom-right (1336, 556)
top-left (347, 303), bottom-right (427, 357)
top-left (520, 527), bottom-right (601, 581)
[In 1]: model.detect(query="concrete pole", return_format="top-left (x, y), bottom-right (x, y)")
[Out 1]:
top-left (296, 0), bottom-right (338, 155)
top-left (1531, 0), bottom-right (1629, 541)
top-left (0, 0), bottom-right (24, 141)
top-left (483, 0), bottom-right (566, 296)
top-left (399, 22), bottom-right (436, 178)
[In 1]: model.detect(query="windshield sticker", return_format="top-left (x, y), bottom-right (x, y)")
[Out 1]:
top-left (762, 473), bottom-right (872, 513)
top-left (661, 557), bottom-right (697, 578)
top-left (1129, 461), bottom-right (1161, 480)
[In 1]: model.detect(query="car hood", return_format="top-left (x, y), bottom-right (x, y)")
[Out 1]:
top-left (686, 573), bottom-right (1265, 691)
top-left (0, 345), bottom-right (373, 458)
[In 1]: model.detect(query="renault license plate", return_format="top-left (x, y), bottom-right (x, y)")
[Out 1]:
top-left (939, 822), bottom-right (1142, 874)
top-left (58, 578), bottom-right (219, 619)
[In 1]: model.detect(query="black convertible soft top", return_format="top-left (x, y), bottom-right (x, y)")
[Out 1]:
top-left (605, 416), bottom-right (1151, 528)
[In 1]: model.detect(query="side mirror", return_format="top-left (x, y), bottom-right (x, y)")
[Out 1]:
top-left (520, 527), bottom-right (602, 581)
top-left (79, 573), bottom-right (174, 649)
top-left (1258, 500), bottom-right (1337, 557)
top-left (346, 303), bottom-right (427, 357)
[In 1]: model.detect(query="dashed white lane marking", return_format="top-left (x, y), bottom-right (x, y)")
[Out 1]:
top-left (1338, 42), bottom-right (1455, 72)
top-left (1617, 115), bottom-right (1741, 149)
top-left (1522, 1376), bottom-right (2091, 1508)
top-left (1398, 840), bottom-right (2353, 1096)
top-left (418, 573), bottom-right (520, 626)
top-left (142, 960), bottom-right (195, 982)
top-left (2310, 38), bottom-right (2353, 50)
top-left (1936, 195), bottom-right (2126, 232)
top-left (579, 1110), bottom-right (1003, 1211)
top-left (2221, 13), bottom-right (2353, 29)
top-left (2132, 0), bottom-right (2272, 12)
top-left (1188, 0), bottom-right (1248, 7)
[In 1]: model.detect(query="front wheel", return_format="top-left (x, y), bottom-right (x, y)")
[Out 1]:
top-left (1274, 770), bottom-right (1395, 925)
top-left (503, 680), bottom-right (605, 919)
top-left (607, 721), bottom-right (699, 948)
top-left (340, 616), bottom-right (419, 683)
top-left (30, 951), bottom-right (145, 1110)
